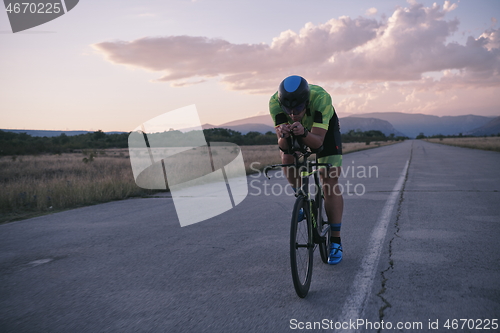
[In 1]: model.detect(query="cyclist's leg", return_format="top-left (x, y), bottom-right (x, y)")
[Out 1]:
top-left (281, 150), bottom-right (300, 190)
top-left (320, 164), bottom-right (344, 238)
top-left (320, 163), bottom-right (344, 264)
top-left (317, 115), bottom-right (343, 241)
top-left (282, 151), bottom-right (305, 221)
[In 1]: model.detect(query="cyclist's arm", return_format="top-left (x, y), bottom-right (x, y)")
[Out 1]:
top-left (272, 109), bottom-right (292, 151)
top-left (302, 127), bottom-right (326, 150)
top-left (289, 122), bottom-right (326, 150)
top-left (301, 86), bottom-right (334, 149)
top-left (275, 124), bottom-right (291, 151)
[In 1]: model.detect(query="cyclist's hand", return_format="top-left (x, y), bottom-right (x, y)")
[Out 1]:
top-left (290, 122), bottom-right (305, 136)
top-left (277, 124), bottom-right (291, 138)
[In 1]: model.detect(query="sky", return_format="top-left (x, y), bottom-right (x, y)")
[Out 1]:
top-left (1, 0), bottom-right (499, 132)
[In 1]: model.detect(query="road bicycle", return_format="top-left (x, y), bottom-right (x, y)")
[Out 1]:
top-left (265, 135), bottom-right (332, 298)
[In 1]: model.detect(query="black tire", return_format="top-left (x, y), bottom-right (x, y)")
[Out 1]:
top-left (290, 195), bottom-right (313, 298)
top-left (317, 193), bottom-right (332, 264)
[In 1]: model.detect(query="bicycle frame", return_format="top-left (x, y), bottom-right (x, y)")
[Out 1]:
top-left (265, 134), bottom-right (332, 297)
top-left (264, 135), bottom-right (331, 240)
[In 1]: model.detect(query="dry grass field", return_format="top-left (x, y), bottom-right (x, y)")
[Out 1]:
top-left (0, 141), bottom-right (399, 223)
top-left (424, 137), bottom-right (500, 152)
top-left (242, 141), bottom-right (397, 173)
top-left (0, 149), bottom-right (150, 223)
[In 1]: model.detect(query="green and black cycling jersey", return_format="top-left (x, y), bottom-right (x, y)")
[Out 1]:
top-left (269, 84), bottom-right (342, 166)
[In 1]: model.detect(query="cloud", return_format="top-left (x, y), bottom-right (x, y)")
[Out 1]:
top-left (366, 7), bottom-right (378, 16)
top-left (93, 1), bottom-right (499, 96)
top-left (170, 78), bottom-right (208, 87)
top-left (93, 15), bottom-right (380, 93)
top-left (479, 28), bottom-right (500, 51)
top-left (443, 0), bottom-right (458, 12)
top-left (329, 77), bottom-right (499, 116)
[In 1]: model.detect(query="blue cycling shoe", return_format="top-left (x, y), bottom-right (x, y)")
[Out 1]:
top-left (297, 208), bottom-right (305, 222)
top-left (328, 243), bottom-right (343, 265)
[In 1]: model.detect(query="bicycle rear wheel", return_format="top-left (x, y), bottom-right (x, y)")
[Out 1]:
top-left (317, 193), bottom-right (331, 264)
top-left (290, 195), bottom-right (313, 298)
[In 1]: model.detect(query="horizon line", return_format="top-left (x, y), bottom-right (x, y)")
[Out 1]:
top-left (2, 112), bottom-right (498, 133)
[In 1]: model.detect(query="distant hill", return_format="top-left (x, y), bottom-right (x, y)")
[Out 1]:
top-left (465, 116), bottom-right (500, 136)
top-left (340, 117), bottom-right (406, 137)
top-left (180, 122), bottom-right (275, 135)
top-left (219, 115), bottom-right (274, 128)
top-left (214, 114), bottom-right (407, 136)
top-left (5, 112), bottom-right (497, 139)
top-left (195, 116), bottom-right (275, 134)
top-left (351, 113), bottom-right (495, 138)
top-left (178, 123), bottom-right (217, 133)
top-left (0, 129), bottom-right (126, 137)
top-left (215, 123), bottom-right (275, 135)
top-left (204, 112), bottom-right (496, 137)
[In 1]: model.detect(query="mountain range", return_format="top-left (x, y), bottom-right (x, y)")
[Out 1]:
top-left (348, 113), bottom-right (497, 138)
top-left (0, 129), bottom-right (125, 137)
top-left (2, 113), bottom-right (499, 138)
top-left (206, 112), bottom-right (498, 138)
top-left (464, 116), bottom-right (500, 136)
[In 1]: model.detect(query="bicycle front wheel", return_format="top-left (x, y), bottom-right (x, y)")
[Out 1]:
top-left (290, 195), bottom-right (313, 298)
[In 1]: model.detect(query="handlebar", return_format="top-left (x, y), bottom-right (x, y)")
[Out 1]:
top-left (264, 161), bottom-right (332, 180)
top-left (281, 132), bottom-right (309, 155)
top-left (264, 163), bottom-right (294, 179)
top-left (263, 132), bottom-right (331, 179)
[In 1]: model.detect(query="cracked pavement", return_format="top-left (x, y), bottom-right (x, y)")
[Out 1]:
top-left (371, 141), bottom-right (500, 332)
top-left (1, 140), bottom-right (499, 332)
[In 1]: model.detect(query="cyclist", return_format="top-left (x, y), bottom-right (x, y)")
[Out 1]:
top-left (269, 75), bottom-right (344, 265)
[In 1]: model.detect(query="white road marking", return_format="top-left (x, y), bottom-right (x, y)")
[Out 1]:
top-left (28, 258), bottom-right (53, 267)
top-left (338, 159), bottom-right (410, 332)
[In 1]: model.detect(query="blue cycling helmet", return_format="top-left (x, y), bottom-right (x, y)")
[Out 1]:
top-left (278, 75), bottom-right (310, 114)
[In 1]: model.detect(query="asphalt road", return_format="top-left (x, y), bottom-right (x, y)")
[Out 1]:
top-left (1, 140), bottom-right (499, 332)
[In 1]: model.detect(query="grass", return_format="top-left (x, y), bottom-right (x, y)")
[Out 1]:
top-left (242, 141), bottom-right (397, 174)
top-left (424, 137), bottom-right (500, 152)
top-left (0, 149), bottom-right (153, 223)
top-left (0, 141), bottom-right (399, 223)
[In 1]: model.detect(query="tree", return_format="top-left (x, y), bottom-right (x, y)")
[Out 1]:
top-left (60, 133), bottom-right (69, 144)
top-left (93, 130), bottom-right (106, 141)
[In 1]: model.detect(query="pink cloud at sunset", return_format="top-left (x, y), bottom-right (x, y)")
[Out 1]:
top-left (92, 1), bottom-right (499, 115)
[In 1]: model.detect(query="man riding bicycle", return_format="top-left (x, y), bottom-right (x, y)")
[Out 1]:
top-left (269, 75), bottom-right (344, 265)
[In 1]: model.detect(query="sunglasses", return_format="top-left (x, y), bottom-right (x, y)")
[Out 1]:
top-left (281, 102), bottom-right (307, 115)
